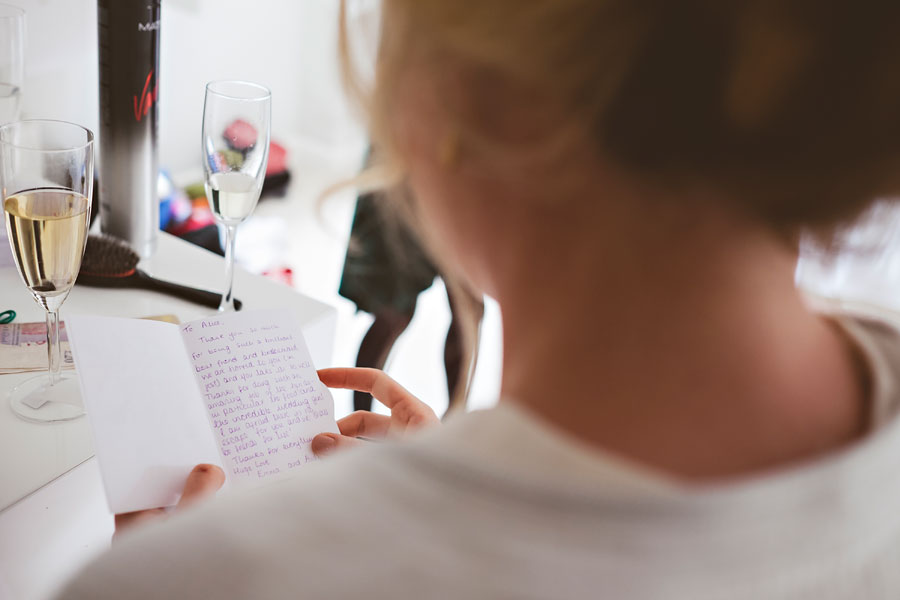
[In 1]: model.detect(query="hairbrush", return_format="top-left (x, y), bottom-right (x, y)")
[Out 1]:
top-left (77, 234), bottom-right (242, 311)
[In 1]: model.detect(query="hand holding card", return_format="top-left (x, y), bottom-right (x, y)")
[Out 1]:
top-left (66, 309), bottom-right (339, 514)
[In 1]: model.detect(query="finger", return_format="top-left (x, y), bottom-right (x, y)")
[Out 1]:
top-left (177, 464), bottom-right (225, 509)
top-left (317, 368), bottom-right (419, 409)
top-left (335, 410), bottom-right (392, 439)
top-left (114, 508), bottom-right (166, 540)
top-left (339, 406), bottom-right (439, 441)
top-left (387, 399), bottom-right (440, 431)
top-left (311, 432), bottom-right (364, 456)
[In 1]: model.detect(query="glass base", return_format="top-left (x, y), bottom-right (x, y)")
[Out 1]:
top-left (9, 373), bottom-right (85, 423)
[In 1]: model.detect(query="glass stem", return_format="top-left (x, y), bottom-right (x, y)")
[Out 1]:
top-left (46, 309), bottom-right (62, 386)
top-left (220, 224), bottom-right (238, 312)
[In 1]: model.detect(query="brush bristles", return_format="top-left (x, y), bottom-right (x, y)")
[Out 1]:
top-left (80, 234), bottom-right (140, 277)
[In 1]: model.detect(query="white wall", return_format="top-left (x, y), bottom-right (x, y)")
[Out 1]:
top-left (13, 0), bottom-right (371, 173)
top-left (16, 0), bottom-right (99, 135)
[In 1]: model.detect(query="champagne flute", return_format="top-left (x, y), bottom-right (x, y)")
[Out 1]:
top-left (201, 80), bottom-right (271, 312)
top-left (0, 4), bottom-right (24, 124)
top-left (1, 120), bottom-right (93, 422)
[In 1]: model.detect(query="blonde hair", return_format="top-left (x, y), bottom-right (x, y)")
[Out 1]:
top-left (343, 0), bottom-right (900, 228)
top-left (338, 0), bottom-right (900, 409)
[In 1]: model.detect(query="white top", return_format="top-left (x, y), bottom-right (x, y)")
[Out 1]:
top-left (56, 303), bottom-right (900, 599)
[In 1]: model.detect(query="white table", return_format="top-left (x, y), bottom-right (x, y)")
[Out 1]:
top-left (0, 232), bottom-right (337, 600)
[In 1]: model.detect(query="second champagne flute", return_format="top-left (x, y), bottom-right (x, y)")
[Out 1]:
top-left (201, 80), bottom-right (271, 312)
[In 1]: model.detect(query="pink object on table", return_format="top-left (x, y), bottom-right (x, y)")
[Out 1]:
top-left (266, 141), bottom-right (288, 176)
top-left (224, 119), bottom-right (258, 151)
top-left (167, 199), bottom-right (217, 236)
top-left (262, 267), bottom-right (294, 287)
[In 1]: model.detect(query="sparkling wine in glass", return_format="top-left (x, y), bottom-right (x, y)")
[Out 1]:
top-left (0, 4), bottom-right (24, 124)
top-left (1, 120), bottom-right (93, 422)
top-left (201, 81), bottom-right (271, 312)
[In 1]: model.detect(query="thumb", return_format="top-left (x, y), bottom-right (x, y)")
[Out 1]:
top-left (177, 464), bottom-right (225, 509)
top-left (312, 432), bottom-right (364, 457)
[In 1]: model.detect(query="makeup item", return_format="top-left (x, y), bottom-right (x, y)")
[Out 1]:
top-left (97, 0), bottom-right (161, 258)
top-left (77, 234), bottom-right (242, 310)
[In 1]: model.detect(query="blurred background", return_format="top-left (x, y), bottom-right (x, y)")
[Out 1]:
top-left (22, 0), bottom-right (367, 169)
top-left (10, 0), bottom-right (503, 418)
top-left (14, 0), bottom-right (899, 422)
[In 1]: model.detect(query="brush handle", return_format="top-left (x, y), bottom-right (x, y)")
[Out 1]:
top-left (135, 270), bottom-right (243, 311)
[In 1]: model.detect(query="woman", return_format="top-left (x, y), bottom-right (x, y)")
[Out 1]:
top-left (338, 172), bottom-right (484, 413)
top-left (60, 1), bottom-right (900, 598)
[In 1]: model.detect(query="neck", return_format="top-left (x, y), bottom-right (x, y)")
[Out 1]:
top-left (494, 190), bottom-right (868, 480)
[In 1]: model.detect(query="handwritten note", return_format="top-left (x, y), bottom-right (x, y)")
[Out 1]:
top-left (66, 309), bottom-right (338, 513)
top-left (180, 310), bottom-right (338, 483)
